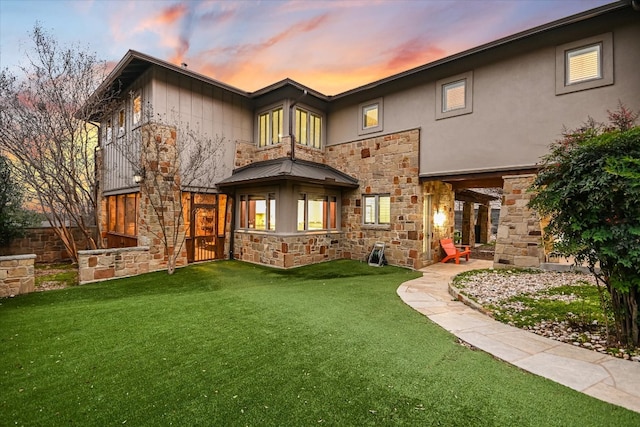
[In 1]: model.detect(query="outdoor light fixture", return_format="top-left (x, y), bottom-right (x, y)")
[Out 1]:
top-left (433, 211), bottom-right (446, 227)
top-left (133, 169), bottom-right (145, 184)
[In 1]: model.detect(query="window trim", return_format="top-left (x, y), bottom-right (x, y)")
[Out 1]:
top-left (295, 107), bottom-right (323, 149)
top-left (358, 98), bottom-right (383, 135)
top-left (363, 194), bottom-right (391, 226)
top-left (555, 32), bottom-right (613, 95)
top-left (238, 192), bottom-right (277, 231)
top-left (117, 108), bottom-right (126, 137)
top-left (435, 71), bottom-right (473, 120)
top-left (257, 106), bottom-right (283, 148)
top-left (105, 118), bottom-right (113, 145)
top-left (132, 91), bottom-right (142, 128)
top-left (297, 192), bottom-right (338, 232)
top-left (106, 193), bottom-right (139, 237)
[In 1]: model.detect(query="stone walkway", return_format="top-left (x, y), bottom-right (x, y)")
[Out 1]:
top-left (397, 259), bottom-right (640, 414)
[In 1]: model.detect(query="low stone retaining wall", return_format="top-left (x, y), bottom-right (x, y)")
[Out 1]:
top-left (78, 247), bottom-right (153, 284)
top-left (0, 254), bottom-right (36, 298)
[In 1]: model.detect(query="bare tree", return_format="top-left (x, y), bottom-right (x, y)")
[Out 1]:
top-left (112, 103), bottom-right (225, 274)
top-left (0, 25), bottom-right (118, 262)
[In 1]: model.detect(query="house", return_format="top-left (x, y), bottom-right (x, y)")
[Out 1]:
top-left (91, 2), bottom-right (640, 271)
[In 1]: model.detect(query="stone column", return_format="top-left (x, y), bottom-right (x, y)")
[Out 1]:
top-left (423, 180), bottom-right (455, 263)
top-left (476, 204), bottom-right (490, 244)
top-left (462, 202), bottom-right (475, 246)
top-left (494, 174), bottom-right (544, 268)
top-left (137, 123), bottom-right (188, 271)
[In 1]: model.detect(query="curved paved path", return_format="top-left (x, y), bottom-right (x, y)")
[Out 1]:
top-left (397, 259), bottom-right (640, 413)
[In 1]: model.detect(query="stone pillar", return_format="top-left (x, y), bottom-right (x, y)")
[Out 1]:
top-left (476, 204), bottom-right (490, 244)
top-left (137, 123), bottom-right (188, 271)
top-left (494, 174), bottom-right (545, 268)
top-left (423, 180), bottom-right (455, 263)
top-left (461, 202), bottom-right (475, 246)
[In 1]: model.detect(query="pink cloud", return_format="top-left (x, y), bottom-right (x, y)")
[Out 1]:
top-left (384, 39), bottom-right (447, 74)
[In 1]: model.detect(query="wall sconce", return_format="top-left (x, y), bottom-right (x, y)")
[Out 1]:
top-left (133, 168), bottom-right (145, 184)
top-left (433, 211), bottom-right (446, 228)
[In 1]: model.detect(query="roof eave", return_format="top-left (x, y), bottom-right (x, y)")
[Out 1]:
top-left (331, 1), bottom-right (628, 100)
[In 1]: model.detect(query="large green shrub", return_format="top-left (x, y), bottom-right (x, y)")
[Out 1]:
top-left (529, 105), bottom-right (640, 346)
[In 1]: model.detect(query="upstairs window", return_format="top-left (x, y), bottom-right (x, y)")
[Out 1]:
top-left (359, 98), bottom-right (383, 135)
top-left (118, 108), bottom-right (126, 137)
top-left (258, 107), bottom-right (283, 147)
top-left (555, 33), bottom-right (613, 95)
top-left (435, 71), bottom-right (473, 120)
top-left (105, 119), bottom-right (113, 144)
top-left (442, 80), bottom-right (466, 112)
top-left (363, 194), bottom-right (390, 225)
top-left (295, 108), bottom-right (322, 149)
top-left (132, 92), bottom-right (142, 126)
top-left (566, 44), bottom-right (601, 85)
top-left (363, 104), bottom-right (379, 128)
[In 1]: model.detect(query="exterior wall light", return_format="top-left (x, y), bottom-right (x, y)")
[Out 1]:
top-left (433, 211), bottom-right (446, 227)
top-left (133, 169), bottom-right (145, 184)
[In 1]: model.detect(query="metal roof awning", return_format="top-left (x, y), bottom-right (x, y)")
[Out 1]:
top-left (217, 158), bottom-right (359, 189)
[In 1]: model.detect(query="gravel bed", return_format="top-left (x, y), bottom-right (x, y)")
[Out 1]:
top-left (455, 270), bottom-right (639, 362)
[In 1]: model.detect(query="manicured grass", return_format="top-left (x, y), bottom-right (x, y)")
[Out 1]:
top-left (35, 263), bottom-right (78, 288)
top-left (1, 260), bottom-right (638, 426)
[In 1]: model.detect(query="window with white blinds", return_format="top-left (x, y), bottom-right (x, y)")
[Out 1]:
top-left (436, 71), bottom-right (473, 120)
top-left (555, 33), bottom-right (612, 95)
top-left (442, 80), bottom-right (466, 112)
top-left (566, 44), bottom-right (601, 85)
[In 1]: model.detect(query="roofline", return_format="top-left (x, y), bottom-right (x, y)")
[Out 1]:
top-left (331, 1), bottom-right (628, 100)
top-left (248, 78), bottom-right (329, 101)
top-left (102, 49), bottom-right (251, 98)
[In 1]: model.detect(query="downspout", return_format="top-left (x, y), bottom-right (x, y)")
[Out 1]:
top-left (288, 89), bottom-right (307, 161)
top-left (227, 193), bottom-right (235, 260)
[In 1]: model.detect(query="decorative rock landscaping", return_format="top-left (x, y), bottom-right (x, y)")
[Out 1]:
top-left (452, 269), bottom-right (639, 362)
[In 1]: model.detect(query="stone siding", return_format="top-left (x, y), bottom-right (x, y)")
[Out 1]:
top-left (423, 180), bottom-right (455, 263)
top-left (137, 123), bottom-right (188, 271)
top-left (0, 227), bottom-right (93, 263)
top-left (493, 174), bottom-right (545, 268)
top-left (234, 137), bottom-right (324, 168)
top-left (234, 232), bottom-right (343, 268)
top-left (326, 129), bottom-right (426, 269)
top-left (0, 255), bottom-right (36, 298)
top-left (78, 247), bottom-right (154, 284)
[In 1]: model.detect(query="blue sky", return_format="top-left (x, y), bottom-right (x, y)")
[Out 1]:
top-left (0, 0), bottom-right (612, 95)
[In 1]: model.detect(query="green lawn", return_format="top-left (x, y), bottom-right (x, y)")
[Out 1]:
top-left (1, 260), bottom-right (638, 426)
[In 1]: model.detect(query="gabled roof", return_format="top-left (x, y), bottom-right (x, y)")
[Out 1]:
top-left (103, 50), bottom-right (250, 98)
top-left (89, 2), bottom-right (630, 115)
top-left (217, 158), bottom-right (359, 189)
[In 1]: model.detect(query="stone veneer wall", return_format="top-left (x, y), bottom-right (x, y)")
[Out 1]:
top-left (0, 255), bottom-right (36, 297)
top-left (423, 180), bottom-right (455, 263)
top-left (234, 232), bottom-right (343, 268)
top-left (78, 247), bottom-right (153, 284)
top-left (232, 129), bottom-right (425, 269)
top-left (493, 174), bottom-right (545, 268)
top-left (234, 137), bottom-right (323, 168)
top-left (326, 129), bottom-right (426, 269)
top-left (137, 123), bottom-right (188, 270)
top-left (0, 227), bottom-right (93, 263)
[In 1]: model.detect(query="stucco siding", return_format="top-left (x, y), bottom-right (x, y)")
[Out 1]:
top-left (326, 10), bottom-right (640, 178)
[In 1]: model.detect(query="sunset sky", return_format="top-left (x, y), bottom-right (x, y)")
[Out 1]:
top-left (0, 0), bottom-right (613, 95)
